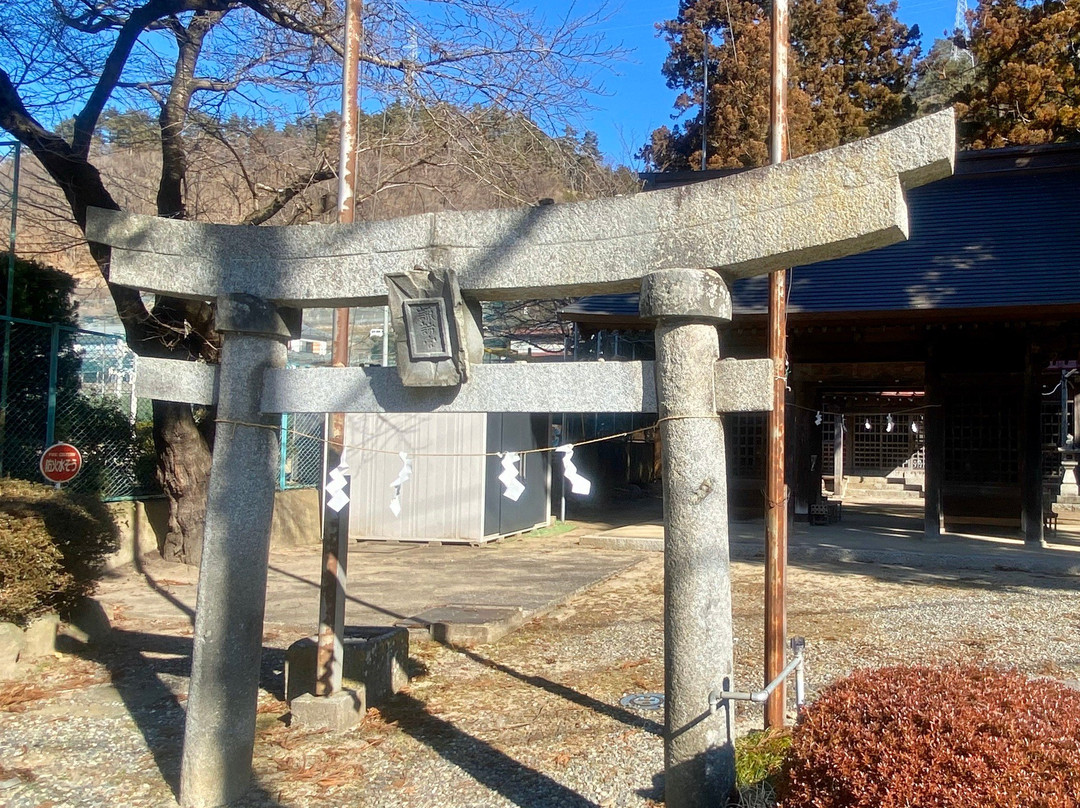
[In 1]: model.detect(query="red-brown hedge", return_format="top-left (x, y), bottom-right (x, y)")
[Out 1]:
top-left (777, 664), bottom-right (1080, 808)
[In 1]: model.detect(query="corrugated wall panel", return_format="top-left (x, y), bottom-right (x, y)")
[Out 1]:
top-left (345, 412), bottom-right (486, 541)
top-left (737, 170), bottom-right (1080, 313)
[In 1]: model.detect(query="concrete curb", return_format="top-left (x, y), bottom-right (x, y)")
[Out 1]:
top-left (402, 554), bottom-right (648, 647)
top-left (579, 534), bottom-right (1080, 577)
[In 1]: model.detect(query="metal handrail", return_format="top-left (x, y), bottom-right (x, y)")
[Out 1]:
top-left (708, 636), bottom-right (806, 714)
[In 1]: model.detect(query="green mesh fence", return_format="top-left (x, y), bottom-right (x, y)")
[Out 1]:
top-left (0, 318), bottom-right (50, 484)
top-left (278, 412), bottom-right (325, 489)
top-left (0, 316), bottom-right (156, 500)
top-left (1, 315), bottom-right (324, 500)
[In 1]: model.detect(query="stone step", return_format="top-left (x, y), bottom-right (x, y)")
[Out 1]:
top-left (843, 490), bottom-right (925, 502)
top-left (843, 474), bottom-right (923, 490)
top-left (843, 482), bottom-right (923, 494)
top-left (845, 475), bottom-right (922, 484)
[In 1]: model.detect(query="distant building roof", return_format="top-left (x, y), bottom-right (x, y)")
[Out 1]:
top-left (562, 143), bottom-right (1080, 325)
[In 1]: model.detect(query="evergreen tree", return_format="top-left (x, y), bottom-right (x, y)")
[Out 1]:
top-left (643, 0), bottom-right (921, 170)
top-left (946, 0), bottom-right (1080, 148)
top-left (912, 38), bottom-right (978, 117)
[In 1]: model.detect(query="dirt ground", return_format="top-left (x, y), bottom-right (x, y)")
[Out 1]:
top-left (2, 522), bottom-right (1080, 806)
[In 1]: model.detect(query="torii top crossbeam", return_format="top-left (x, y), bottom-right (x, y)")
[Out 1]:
top-left (87, 110), bottom-right (954, 308)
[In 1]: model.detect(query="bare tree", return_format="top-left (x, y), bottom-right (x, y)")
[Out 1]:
top-left (0, 0), bottom-right (623, 564)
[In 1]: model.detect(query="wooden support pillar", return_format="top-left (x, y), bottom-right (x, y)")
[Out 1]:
top-left (790, 377), bottom-right (819, 517)
top-left (833, 414), bottom-right (845, 498)
top-left (923, 347), bottom-right (944, 540)
top-left (1020, 344), bottom-right (1045, 546)
top-left (1073, 387), bottom-right (1080, 441)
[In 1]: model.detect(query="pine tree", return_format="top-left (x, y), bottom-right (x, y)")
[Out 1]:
top-left (643, 0), bottom-right (921, 170)
top-left (950, 0), bottom-right (1080, 148)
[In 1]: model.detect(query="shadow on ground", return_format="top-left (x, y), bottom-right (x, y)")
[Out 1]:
top-left (60, 616), bottom-right (288, 805)
top-left (446, 644), bottom-right (663, 737)
top-left (378, 692), bottom-right (599, 808)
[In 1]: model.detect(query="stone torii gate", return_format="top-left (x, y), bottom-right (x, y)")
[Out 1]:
top-left (87, 110), bottom-right (953, 808)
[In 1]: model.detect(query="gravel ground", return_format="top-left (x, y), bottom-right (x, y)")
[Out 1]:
top-left (2, 547), bottom-right (1079, 807)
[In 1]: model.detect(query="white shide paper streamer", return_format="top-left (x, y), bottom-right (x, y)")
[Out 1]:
top-left (499, 452), bottom-right (526, 501)
top-left (325, 462), bottom-right (350, 513)
top-left (389, 451), bottom-right (412, 517)
top-left (555, 443), bottom-right (592, 496)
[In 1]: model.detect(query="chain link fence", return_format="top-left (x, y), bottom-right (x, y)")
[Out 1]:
top-left (279, 411), bottom-right (324, 489)
top-left (0, 315), bottom-right (154, 500)
top-left (2, 314), bottom-right (323, 500)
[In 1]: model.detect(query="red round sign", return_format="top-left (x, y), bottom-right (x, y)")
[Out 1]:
top-left (40, 443), bottom-right (83, 484)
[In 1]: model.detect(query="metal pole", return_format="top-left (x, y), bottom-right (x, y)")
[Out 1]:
top-left (561, 335), bottom-right (568, 522)
top-left (279, 413), bottom-right (289, 490)
top-left (381, 305), bottom-right (389, 366)
top-left (0, 143), bottom-right (21, 475)
top-left (4, 143), bottom-right (17, 318)
top-left (701, 26), bottom-right (708, 172)
top-left (315, 0), bottom-right (362, 699)
top-left (764, 0), bottom-right (790, 731)
top-left (46, 323), bottom-right (59, 447)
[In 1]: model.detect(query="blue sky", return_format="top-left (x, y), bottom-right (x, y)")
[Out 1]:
top-left (566, 0), bottom-right (960, 167)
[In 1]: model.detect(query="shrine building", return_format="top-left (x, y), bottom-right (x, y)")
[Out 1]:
top-left (559, 143), bottom-right (1080, 539)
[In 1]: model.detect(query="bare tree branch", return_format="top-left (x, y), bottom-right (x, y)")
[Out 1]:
top-left (71, 0), bottom-right (231, 158)
top-left (241, 160), bottom-right (335, 225)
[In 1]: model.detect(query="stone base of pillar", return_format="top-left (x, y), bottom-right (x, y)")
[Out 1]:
top-left (290, 690), bottom-right (365, 731)
top-left (1060, 459), bottom-right (1079, 498)
top-left (284, 627), bottom-right (409, 706)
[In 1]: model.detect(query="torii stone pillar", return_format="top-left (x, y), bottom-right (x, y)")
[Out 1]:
top-left (180, 295), bottom-right (294, 807)
top-left (641, 268), bottom-right (735, 806)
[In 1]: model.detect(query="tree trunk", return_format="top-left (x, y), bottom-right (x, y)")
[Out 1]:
top-left (153, 399), bottom-right (213, 566)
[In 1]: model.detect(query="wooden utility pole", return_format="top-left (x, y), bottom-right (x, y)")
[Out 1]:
top-left (315, 0), bottom-right (362, 697)
top-left (701, 24), bottom-right (709, 171)
top-left (764, 0), bottom-right (790, 730)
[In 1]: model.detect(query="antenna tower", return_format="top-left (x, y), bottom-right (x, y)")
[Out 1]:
top-left (951, 0), bottom-right (974, 64)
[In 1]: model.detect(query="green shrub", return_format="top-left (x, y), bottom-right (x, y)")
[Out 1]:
top-left (0, 479), bottom-right (117, 625)
top-left (736, 728), bottom-right (792, 807)
top-left (777, 664), bottom-right (1080, 808)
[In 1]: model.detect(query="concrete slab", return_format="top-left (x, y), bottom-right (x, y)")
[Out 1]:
top-left (94, 534), bottom-right (648, 644)
top-left (284, 626), bottom-right (409, 705)
top-left (289, 690), bottom-right (365, 732)
top-left (579, 501), bottom-right (1080, 577)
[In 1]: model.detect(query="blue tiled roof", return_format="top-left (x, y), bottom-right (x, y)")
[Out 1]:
top-left (562, 148), bottom-right (1080, 321)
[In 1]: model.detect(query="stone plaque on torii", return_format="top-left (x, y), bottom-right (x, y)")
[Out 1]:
top-left (87, 110), bottom-right (954, 808)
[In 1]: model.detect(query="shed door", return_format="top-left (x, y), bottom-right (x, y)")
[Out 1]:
top-left (484, 413), bottom-right (550, 536)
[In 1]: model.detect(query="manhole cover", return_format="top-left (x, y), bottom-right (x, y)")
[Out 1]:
top-left (620, 693), bottom-right (665, 711)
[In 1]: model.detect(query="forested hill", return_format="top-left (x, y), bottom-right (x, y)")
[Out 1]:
top-left (10, 104), bottom-right (637, 310)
